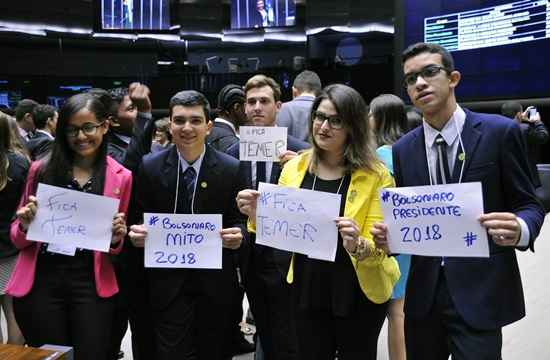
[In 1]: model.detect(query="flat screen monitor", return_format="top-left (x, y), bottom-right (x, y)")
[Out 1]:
top-left (231, 0), bottom-right (296, 29)
top-left (399, 0), bottom-right (550, 101)
top-left (0, 92), bottom-right (9, 108)
top-left (97, 0), bottom-right (175, 31)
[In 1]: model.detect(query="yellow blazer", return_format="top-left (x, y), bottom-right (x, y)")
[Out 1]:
top-left (279, 150), bottom-right (400, 304)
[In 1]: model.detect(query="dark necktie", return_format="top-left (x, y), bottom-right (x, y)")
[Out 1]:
top-left (435, 134), bottom-right (451, 184)
top-left (183, 166), bottom-right (196, 205)
top-left (256, 161), bottom-right (266, 189)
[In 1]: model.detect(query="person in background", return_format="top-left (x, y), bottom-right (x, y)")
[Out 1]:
top-left (151, 117), bottom-right (172, 153)
top-left (501, 101), bottom-right (548, 188)
top-left (207, 84), bottom-right (247, 152)
top-left (26, 104), bottom-right (58, 160)
top-left (0, 112), bottom-right (27, 345)
top-left (227, 74), bottom-right (309, 360)
top-left (14, 99), bottom-right (39, 141)
top-left (6, 93), bottom-right (131, 360)
top-left (237, 84), bottom-right (399, 359)
top-left (105, 87), bottom-right (139, 164)
top-left (6, 115), bottom-right (30, 161)
top-left (405, 105), bottom-right (423, 131)
top-left (277, 70), bottom-right (322, 142)
top-left (369, 93), bottom-right (410, 360)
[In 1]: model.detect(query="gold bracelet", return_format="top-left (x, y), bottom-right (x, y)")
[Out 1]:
top-left (348, 237), bottom-right (368, 259)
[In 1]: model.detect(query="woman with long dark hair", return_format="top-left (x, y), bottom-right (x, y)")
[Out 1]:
top-left (237, 84), bottom-right (400, 359)
top-left (369, 93), bottom-right (410, 360)
top-left (0, 112), bottom-right (27, 345)
top-left (6, 93), bottom-right (132, 359)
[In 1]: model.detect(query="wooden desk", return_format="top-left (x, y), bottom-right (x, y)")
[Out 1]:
top-left (0, 344), bottom-right (66, 360)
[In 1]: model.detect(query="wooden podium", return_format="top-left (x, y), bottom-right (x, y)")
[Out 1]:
top-left (0, 344), bottom-right (69, 359)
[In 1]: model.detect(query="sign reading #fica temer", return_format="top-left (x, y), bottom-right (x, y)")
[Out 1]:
top-left (239, 126), bottom-right (287, 162)
top-left (256, 182), bottom-right (341, 262)
top-left (144, 213), bottom-right (223, 269)
top-left (379, 182), bottom-right (489, 258)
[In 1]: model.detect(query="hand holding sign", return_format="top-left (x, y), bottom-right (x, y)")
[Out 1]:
top-left (236, 189), bottom-right (260, 220)
top-left (479, 212), bottom-right (521, 246)
top-left (220, 227), bottom-right (243, 249)
top-left (111, 213), bottom-right (127, 246)
top-left (129, 224), bottom-right (147, 247)
top-left (16, 195), bottom-right (38, 231)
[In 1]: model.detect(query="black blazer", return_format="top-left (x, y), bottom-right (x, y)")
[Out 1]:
top-left (207, 121), bottom-right (239, 153)
top-left (393, 109), bottom-right (545, 330)
top-left (0, 152), bottom-right (29, 258)
top-left (130, 145), bottom-right (248, 310)
top-left (25, 131), bottom-right (53, 160)
top-left (226, 134), bottom-right (310, 279)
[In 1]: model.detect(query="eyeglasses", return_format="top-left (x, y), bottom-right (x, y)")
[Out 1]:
top-left (403, 64), bottom-right (449, 88)
top-left (312, 111), bottom-right (343, 129)
top-left (65, 122), bottom-right (105, 138)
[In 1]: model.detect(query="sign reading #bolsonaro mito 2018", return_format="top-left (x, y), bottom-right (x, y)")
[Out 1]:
top-left (144, 213), bottom-right (223, 269)
top-left (379, 182), bottom-right (489, 258)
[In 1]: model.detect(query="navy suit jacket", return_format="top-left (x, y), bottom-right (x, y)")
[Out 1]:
top-left (226, 134), bottom-right (310, 279)
top-left (130, 145), bottom-right (248, 310)
top-left (393, 109), bottom-right (544, 330)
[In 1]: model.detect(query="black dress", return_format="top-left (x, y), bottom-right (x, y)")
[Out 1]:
top-left (292, 172), bottom-right (388, 360)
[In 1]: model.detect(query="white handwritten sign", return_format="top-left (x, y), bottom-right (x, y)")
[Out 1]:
top-left (239, 126), bottom-right (287, 162)
top-left (256, 182), bottom-right (341, 261)
top-left (27, 183), bottom-right (119, 252)
top-left (144, 213), bottom-right (223, 269)
top-left (379, 182), bottom-right (489, 257)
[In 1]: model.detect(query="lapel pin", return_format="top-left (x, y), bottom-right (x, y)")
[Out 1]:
top-left (349, 190), bottom-right (357, 203)
top-left (458, 152), bottom-right (465, 161)
top-left (201, 181), bottom-right (208, 189)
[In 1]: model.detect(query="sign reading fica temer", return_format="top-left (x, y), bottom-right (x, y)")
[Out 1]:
top-left (379, 182), bottom-right (489, 258)
top-left (239, 126), bottom-right (287, 162)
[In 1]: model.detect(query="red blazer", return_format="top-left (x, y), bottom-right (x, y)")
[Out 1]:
top-left (6, 156), bottom-right (132, 298)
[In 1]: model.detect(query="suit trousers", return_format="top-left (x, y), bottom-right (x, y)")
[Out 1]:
top-left (246, 250), bottom-right (298, 360)
top-left (152, 274), bottom-right (233, 360)
top-left (405, 269), bottom-right (502, 360)
top-left (295, 298), bottom-right (387, 360)
top-left (13, 251), bottom-right (114, 360)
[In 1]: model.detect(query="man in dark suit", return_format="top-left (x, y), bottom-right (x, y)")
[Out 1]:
top-left (128, 90), bottom-right (247, 360)
top-left (501, 101), bottom-right (548, 188)
top-left (228, 75), bottom-right (309, 360)
top-left (26, 104), bottom-right (57, 160)
top-left (371, 42), bottom-right (545, 359)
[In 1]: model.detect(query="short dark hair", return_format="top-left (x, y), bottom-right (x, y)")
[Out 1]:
top-left (86, 88), bottom-right (116, 118)
top-left (501, 101), bottom-right (523, 119)
top-left (33, 104), bottom-right (57, 129)
top-left (15, 99), bottom-right (39, 122)
top-left (169, 90), bottom-right (211, 120)
top-left (217, 84), bottom-right (245, 111)
top-left (293, 70), bottom-right (322, 95)
top-left (244, 75), bottom-right (281, 102)
top-left (402, 42), bottom-right (455, 72)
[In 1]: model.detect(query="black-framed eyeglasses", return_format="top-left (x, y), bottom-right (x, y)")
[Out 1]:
top-left (65, 122), bottom-right (105, 138)
top-left (312, 111), bottom-right (343, 129)
top-left (403, 64), bottom-right (449, 88)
